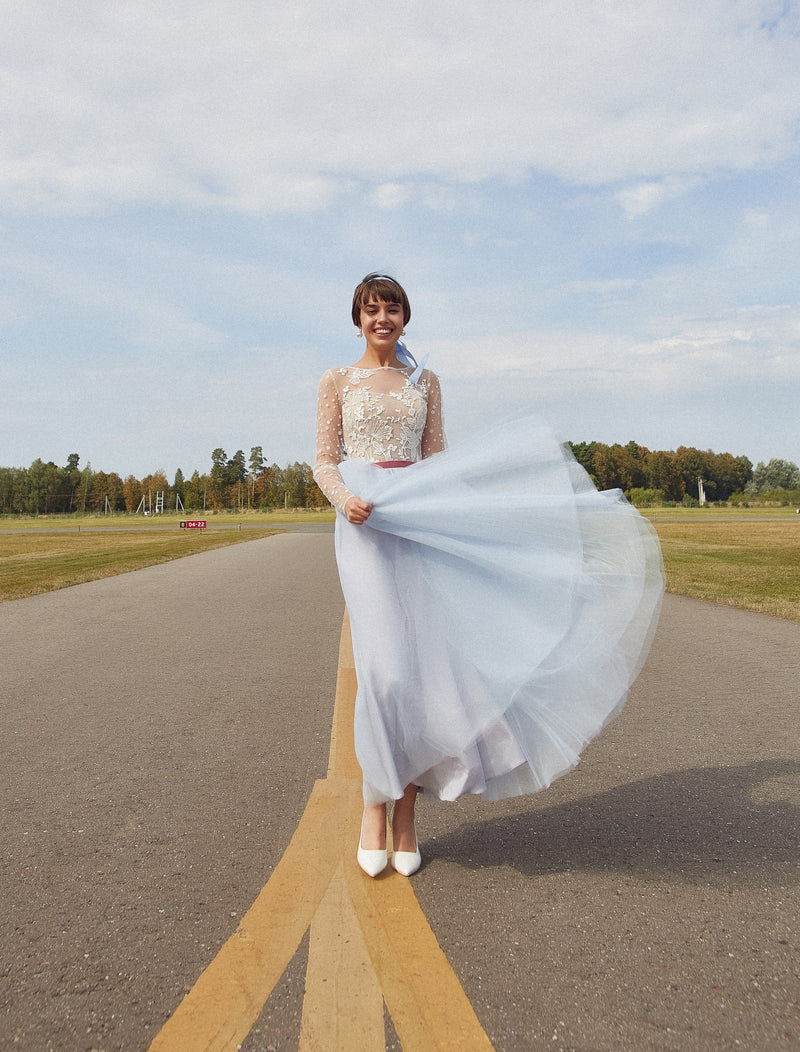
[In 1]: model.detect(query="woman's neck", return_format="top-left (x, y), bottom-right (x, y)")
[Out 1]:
top-left (355, 346), bottom-right (401, 369)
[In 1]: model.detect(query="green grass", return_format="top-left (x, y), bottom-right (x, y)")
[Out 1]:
top-left (652, 520), bottom-right (800, 622)
top-left (3, 509), bottom-right (799, 624)
top-left (0, 528), bottom-right (282, 602)
top-left (0, 508), bottom-right (336, 531)
top-left (642, 505), bottom-right (800, 520)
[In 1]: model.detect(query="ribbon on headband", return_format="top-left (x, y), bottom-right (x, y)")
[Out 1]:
top-left (395, 341), bottom-right (428, 385)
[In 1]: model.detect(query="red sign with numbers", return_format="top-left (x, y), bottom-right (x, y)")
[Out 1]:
top-left (180, 520), bottom-right (207, 529)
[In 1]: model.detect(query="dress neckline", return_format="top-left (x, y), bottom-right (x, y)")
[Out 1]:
top-left (347, 364), bottom-right (412, 373)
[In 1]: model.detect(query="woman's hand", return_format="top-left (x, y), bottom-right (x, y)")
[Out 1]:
top-left (344, 496), bottom-right (373, 524)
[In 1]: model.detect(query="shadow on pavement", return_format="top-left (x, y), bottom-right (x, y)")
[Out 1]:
top-left (423, 758), bottom-right (800, 887)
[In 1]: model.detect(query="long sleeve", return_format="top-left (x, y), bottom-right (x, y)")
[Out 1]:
top-left (313, 370), bottom-right (355, 513)
top-left (421, 370), bottom-right (446, 457)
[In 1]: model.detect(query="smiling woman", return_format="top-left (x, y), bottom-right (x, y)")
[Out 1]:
top-left (313, 272), bottom-right (664, 883)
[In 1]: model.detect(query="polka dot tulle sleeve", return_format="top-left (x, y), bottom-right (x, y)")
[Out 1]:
top-left (313, 369), bottom-right (353, 513)
top-left (420, 370), bottom-right (445, 458)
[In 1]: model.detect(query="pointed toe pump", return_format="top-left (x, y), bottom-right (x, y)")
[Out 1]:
top-left (357, 813), bottom-right (388, 877)
top-left (391, 826), bottom-right (421, 877)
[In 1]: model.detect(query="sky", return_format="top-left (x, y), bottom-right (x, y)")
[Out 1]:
top-left (2, 0), bottom-right (799, 480)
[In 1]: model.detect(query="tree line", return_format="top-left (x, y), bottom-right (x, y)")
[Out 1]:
top-left (0, 448), bottom-right (327, 516)
top-left (1, 443), bottom-right (798, 517)
top-left (567, 441), bottom-right (799, 505)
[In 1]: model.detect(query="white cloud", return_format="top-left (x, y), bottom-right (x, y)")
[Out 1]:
top-left (421, 302), bottom-right (800, 406)
top-left (615, 177), bottom-right (703, 217)
top-left (369, 183), bottom-right (410, 210)
top-left (3, 0), bottom-right (800, 213)
top-left (2, 0), bottom-right (799, 475)
top-left (413, 301), bottom-right (799, 461)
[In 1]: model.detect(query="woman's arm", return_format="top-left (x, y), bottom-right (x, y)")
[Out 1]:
top-left (313, 370), bottom-right (372, 522)
top-left (421, 371), bottom-right (446, 458)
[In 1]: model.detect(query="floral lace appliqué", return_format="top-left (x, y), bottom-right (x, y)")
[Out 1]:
top-left (338, 370), bottom-right (428, 462)
top-left (313, 365), bottom-right (446, 511)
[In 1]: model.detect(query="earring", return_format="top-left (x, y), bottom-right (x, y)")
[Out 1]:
top-left (401, 329), bottom-right (406, 335)
top-left (356, 329), bottom-right (363, 338)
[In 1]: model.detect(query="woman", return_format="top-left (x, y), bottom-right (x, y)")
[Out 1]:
top-left (314, 273), bottom-right (664, 878)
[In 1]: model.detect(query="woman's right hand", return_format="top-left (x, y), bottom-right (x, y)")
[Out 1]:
top-left (344, 496), bottom-right (373, 524)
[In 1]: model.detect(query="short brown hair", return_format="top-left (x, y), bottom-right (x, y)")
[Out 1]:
top-left (351, 273), bottom-right (411, 327)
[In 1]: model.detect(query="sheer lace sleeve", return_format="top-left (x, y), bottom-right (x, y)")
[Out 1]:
top-left (421, 370), bottom-right (446, 458)
top-left (313, 370), bottom-right (355, 513)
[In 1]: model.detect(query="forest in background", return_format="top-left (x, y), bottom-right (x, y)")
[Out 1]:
top-left (0, 448), bottom-right (325, 516)
top-left (1, 442), bottom-right (799, 517)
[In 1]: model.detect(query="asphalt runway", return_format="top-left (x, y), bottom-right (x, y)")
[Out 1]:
top-left (1, 532), bottom-right (798, 1050)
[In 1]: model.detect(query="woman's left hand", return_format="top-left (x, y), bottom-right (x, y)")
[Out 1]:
top-left (344, 496), bottom-right (373, 524)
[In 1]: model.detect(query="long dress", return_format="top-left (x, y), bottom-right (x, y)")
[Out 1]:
top-left (314, 363), bottom-right (664, 806)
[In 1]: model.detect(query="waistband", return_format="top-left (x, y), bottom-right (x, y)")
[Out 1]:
top-left (375, 460), bottom-right (414, 469)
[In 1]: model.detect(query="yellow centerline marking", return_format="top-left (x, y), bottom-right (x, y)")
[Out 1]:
top-left (149, 612), bottom-right (493, 1051)
top-left (300, 864), bottom-right (384, 1048)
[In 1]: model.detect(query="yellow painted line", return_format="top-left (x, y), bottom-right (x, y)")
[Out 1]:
top-left (148, 776), bottom-right (355, 1052)
top-left (346, 862), bottom-right (493, 1050)
top-left (326, 610), bottom-right (361, 781)
top-left (149, 611), bottom-right (494, 1051)
top-left (299, 864), bottom-right (384, 1050)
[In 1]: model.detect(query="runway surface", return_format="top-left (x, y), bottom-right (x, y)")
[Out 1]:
top-left (1, 532), bottom-right (798, 1050)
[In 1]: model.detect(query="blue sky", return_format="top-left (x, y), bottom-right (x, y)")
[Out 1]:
top-left (2, 0), bottom-right (799, 479)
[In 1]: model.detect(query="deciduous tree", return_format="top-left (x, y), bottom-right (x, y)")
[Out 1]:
top-left (745, 458), bottom-right (800, 494)
top-left (123, 475), bottom-right (142, 512)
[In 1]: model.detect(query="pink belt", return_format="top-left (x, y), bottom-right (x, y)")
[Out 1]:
top-left (375, 460), bottom-right (414, 469)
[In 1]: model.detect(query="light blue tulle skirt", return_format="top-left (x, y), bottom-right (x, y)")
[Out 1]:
top-left (335, 415), bottom-right (664, 806)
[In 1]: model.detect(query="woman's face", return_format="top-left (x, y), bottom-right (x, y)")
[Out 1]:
top-left (360, 297), bottom-right (404, 352)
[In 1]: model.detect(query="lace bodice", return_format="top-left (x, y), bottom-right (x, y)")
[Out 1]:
top-left (314, 365), bottom-right (446, 512)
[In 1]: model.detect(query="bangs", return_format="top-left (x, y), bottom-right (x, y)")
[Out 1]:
top-left (357, 279), bottom-right (402, 308)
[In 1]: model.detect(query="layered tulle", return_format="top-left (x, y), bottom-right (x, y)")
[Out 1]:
top-left (335, 415), bottom-right (664, 805)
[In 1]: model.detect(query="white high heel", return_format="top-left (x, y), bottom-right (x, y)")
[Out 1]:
top-left (357, 811), bottom-right (388, 877)
top-left (391, 823), bottom-right (421, 876)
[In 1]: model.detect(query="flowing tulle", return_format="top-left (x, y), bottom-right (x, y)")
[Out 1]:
top-left (335, 414), bottom-right (664, 805)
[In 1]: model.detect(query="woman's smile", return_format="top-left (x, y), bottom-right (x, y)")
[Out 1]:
top-left (361, 299), bottom-right (403, 346)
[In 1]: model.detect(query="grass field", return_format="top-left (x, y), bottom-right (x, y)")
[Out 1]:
top-left (0, 527), bottom-right (281, 602)
top-left (1, 509), bottom-right (798, 623)
top-left (643, 505), bottom-right (800, 519)
top-left (650, 519), bottom-right (800, 623)
top-left (0, 508), bottom-right (336, 531)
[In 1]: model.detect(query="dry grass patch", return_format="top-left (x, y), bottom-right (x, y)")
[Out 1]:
top-left (654, 520), bottom-right (800, 623)
top-left (4, 516), bottom-right (799, 624)
top-left (0, 509), bottom-right (335, 531)
top-left (0, 529), bottom-right (280, 602)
